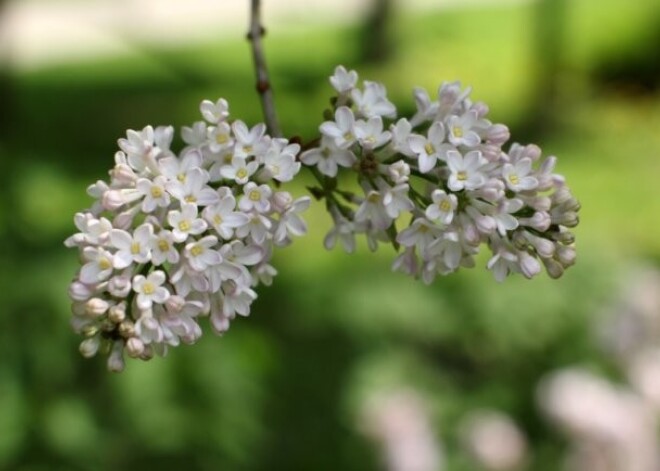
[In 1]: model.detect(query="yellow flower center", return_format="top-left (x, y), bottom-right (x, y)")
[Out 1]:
top-left (508, 174), bottom-right (520, 185)
top-left (216, 133), bottom-right (229, 145)
top-left (178, 220), bottom-right (191, 232)
top-left (213, 214), bottom-right (223, 225)
top-left (367, 193), bottom-right (380, 203)
top-left (236, 168), bottom-right (248, 179)
top-left (343, 131), bottom-right (354, 142)
top-left (157, 239), bottom-right (169, 252)
top-left (243, 145), bottom-right (253, 154)
top-left (185, 195), bottom-right (197, 203)
top-left (142, 282), bottom-right (155, 295)
top-left (424, 143), bottom-right (435, 155)
top-left (190, 244), bottom-right (203, 256)
top-left (99, 257), bottom-right (112, 270)
top-left (418, 224), bottom-right (429, 233)
top-left (322, 148), bottom-right (331, 158)
top-left (453, 126), bottom-right (464, 138)
top-left (439, 200), bottom-right (452, 212)
top-left (177, 173), bottom-right (186, 183)
top-left (151, 186), bottom-right (163, 198)
top-left (249, 190), bottom-right (261, 201)
top-left (130, 242), bottom-right (140, 254)
top-left (457, 171), bottom-right (468, 181)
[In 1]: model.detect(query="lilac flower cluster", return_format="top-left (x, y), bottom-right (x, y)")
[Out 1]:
top-left (65, 99), bottom-right (309, 371)
top-left (301, 66), bottom-right (579, 283)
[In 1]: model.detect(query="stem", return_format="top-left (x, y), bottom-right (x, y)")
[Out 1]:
top-left (247, 0), bottom-right (281, 137)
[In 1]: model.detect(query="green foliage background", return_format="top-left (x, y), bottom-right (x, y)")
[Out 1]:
top-left (1, 0), bottom-right (659, 469)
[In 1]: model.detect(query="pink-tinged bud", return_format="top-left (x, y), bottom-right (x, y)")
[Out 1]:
top-left (551, 230), bottom-right (575, 245)
top-left (126, 337), bottom-right (145, 358)
top-left (166, 295), bottom-right (186, 313)
top-left (528, 196), bottom-right (551, 212)
top-left (556, 245), bottom-right (576, 267)
top-left (271, 191), bottom-right (293, 213)
top-left (551, 187), bottom-right (574, 206)
top-left (110, 164), bottom-right (137, 185)
top-left (79, 337), bottom-right (101, 358)
top-left (392, 247), bottom-right (418, 276)
top-left (518, 252), bottom-right (541, 279)
top-left (108, 275), bottom-right (131, 298)
top-left (520, 212), bottom-right (551, 232)
top-left (102, 190), bottom-right (125, 211)
top-left (114, 150), bottom-right (128, 166)
top-left (85, 298), bottom-right (110, 318)
top-left (108, 303), bottom-right (126, 323)
top-left (211, 314), bottom-right (231, 334)
top-left (486, 124), bottom-right (510, 145)
top-left (470, 101), bottom-right (490, 118)
top-left (107, 341), bottom-right (125, 373)
top-left (113, 207), bottom-right (138, 230)
top-left (69, 281), bottom-right (95, 301)
top-left (523, 231), bottom-right (555, 258)
top-left (542, 257), bottom-right (564, 279)
top-left (140, 344), bottom-right (154, 361)
top-left (459, 214), bottom-right (480, 245)
top-left (118, 320), bottom-right (135, 338)
top-left (479, 144), bottom-right (501, 162)
top-left (523, 144), bottom-right (542, 161)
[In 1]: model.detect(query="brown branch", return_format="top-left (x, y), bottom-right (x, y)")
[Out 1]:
top-left (247, 0), bottom-right (281, 137)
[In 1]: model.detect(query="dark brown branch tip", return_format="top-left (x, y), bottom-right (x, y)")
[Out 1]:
top-left (246, 26), bottom-right (266, 40)
top-left (256, 80), bottom-right (270, 93)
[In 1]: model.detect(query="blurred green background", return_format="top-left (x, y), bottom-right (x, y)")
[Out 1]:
top-left (1, 0), bottom-right (659, 469)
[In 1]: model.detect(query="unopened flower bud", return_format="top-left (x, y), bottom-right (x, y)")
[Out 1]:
top-left (108, 275), bottom-right (131, 298)
top-left (107, 341), bottom-right (125, 373)
top-left (69, 281), bottom-right (94, 301)
top-left (542, 257), bottom-right (564, 279)
top-left (387, 160), bottom-right (410, 184)
top-left (85, 298), bottom-right (110, 318)
top-left (470, 101), bottom-right (490, 118)
top-left (479, 144), bottom-right (501, 162)
top-left (486, 124), bottom-right (510, 145)
top-left (522, 231), bottom-right (555, 258)
top-left (519, 212), bottom-right (551, 232)
top-left (108, 303), bottom-right (126, 323)
top-left (126, 337), bottom-right (145, 358)
top-left (82, 325), bottom-right (99, 337)
top-left (140, 344), bottom-right (154, 361)
top-left (271, 191), bottom-right (293, 213)
top-left (165, 295), bottom-right (186, 313)
top-left (118, 320), bottom-right (135, 338)
top-left (519, 252), bottom-right (541, 279)
top-left (110, 163), bottom-right (137, 185)
top-left (556, 245), bottom-right (576, 267)
top-left (79, 337), bottom-right (101, 358)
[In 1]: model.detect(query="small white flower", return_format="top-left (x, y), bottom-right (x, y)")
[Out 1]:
top-left (165, 167), bottom-right (219, 206)
top-left (181, 121), bottom-right (207, 148)
top-left (207, 121), bottom-right (234, 153)
top-left (133, 270), bottom-right (170, 310)
top-left (238, 182), bottom-right (272, 213)
top-left (447, 110), bottom-right (483, 148)
top-left (330, 65), bottom-right (358, 93)
top-left (389, 118), bottom-right (415, 157)
top-left (324, 213), bottom-right (356, 253)
top-left (437, 81), bottom-right (472, 118)
top-left (300, 135), bottom-right (356, 177)
top-left (220, 155), bottom-right (259, 185)
top-left (425, 190), bottom-right (457, 224)
top-left (110, 223), bottom-right (153, 269)
top-left (351, 81), bottom-right (396, 119)
top-left (203, 194), bottom-right (250, 239)
top-left (80, 247), bottom-right (115, 284)
top-left (136, 176), bottom-right (170, 213)
top-left (320, 106), bottom-right (357, 149)
top-left (354, 116), bottom-right (391, 150)
top-left (64, 213), bottom-right (112, 247)
top-left (185, 235), bottom-right (222, 271)
top-left (274, 196), bottom-right (310, 244)
top-left (502, 157), bottom-right (539, 192)
top-left (409, 122), bottom-right (454, 173)
top-left (135, 315), bottom-right (164, 345)
top-left (382, 184), bottom-right (414, 219)
top-left (232, 121), bottom-right (269, 159)
top-left (235, 212), bottom-right (272, 244)
top-left (200, 98), bottom-right (229, 123)
top-left (492, 198), bottom-right (523, 236)
top-left (117, 125), bottom-right (155, 172)
top-left (446, 150), bottom-right (488, 191)
top-left (354, 191), bottom-right (392, 231)
top-left (262, 142), bottom-right (301, 182)
top-left (150, 230), bottom-right (180, 265)
top-left (410, 87), bottom-right (439, 126)
top-left (387, 160), bottom-right (410, 184)
top-left (396, 218), bottom-right (444, 254)
top-left (167, 203), bottom-right (208, 242)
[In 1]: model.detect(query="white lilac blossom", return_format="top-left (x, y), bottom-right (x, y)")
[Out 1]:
top-left (67, 66), bottom-right (581, 371)
top-left (301, 66), bottom-right (580, 285)
top-left (65, 99), bottom-right (308, 371)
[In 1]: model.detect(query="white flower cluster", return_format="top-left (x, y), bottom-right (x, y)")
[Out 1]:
top-left (301, 66), bottom-right (580, 283)
top-left (65, 98), bottom-right (309, 371)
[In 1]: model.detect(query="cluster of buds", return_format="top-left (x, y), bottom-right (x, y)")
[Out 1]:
top-left (301, 66), bottom-right (580, 283)
top-left (65, 99), bottom-right (309, 371)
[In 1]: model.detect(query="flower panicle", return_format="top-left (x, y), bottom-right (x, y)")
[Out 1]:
top-left (65, 98), bottom-right (309, 372)
top-left (302, 65), bottom-right (580, 284)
